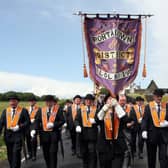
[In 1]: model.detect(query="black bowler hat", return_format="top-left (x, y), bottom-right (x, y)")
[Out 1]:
top-left (73, 95), bottom-right (82, 100)
top-left (8, 94), bottom-right (20, 101)
top-left (84, 94), bottom-right (95, 100)
top-left (28, 95), bottom-right (37, 101)
top-left (136, 96), bottom-right (143, 101)
top-left (153, 89), bottom-right (164, 97)
top-left (44, 95), bottom-right (55, 101)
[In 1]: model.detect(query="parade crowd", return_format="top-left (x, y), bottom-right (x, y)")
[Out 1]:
top-left (0, 89), bottom-right (168, 168)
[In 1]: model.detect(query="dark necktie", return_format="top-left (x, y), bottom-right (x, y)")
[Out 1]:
top-left (47, 108), bottom-right (51, 120)
top-left (12, 108), bottom-right (16, 119)
top-left (158, 104), bottom-right (160, 118)
top-left (139, 106), bottom-right (142, 117)
top-left (30, 106), bottom-right (33, 114)
top-left (77, 105), bottom-right (79, 111)
top-left (87, 106), bottom-right (90, 117)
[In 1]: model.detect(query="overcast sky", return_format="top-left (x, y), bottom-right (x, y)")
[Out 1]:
top-left (0, 0), bottom-right (167, 98)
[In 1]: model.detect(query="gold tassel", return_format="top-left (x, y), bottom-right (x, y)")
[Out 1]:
top-left (142, 63), bottom-right (147, 78)
top-left (142, 16), bottom-right (147, 78)
top-left (83, 64), bottom-right (88, 78)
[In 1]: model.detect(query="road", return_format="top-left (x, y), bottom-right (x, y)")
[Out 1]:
top-left (0, 132), bottom-right (155, 168)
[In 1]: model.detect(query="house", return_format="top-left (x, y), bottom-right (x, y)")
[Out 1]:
top-left (126, 80), bottom-right (168, 101)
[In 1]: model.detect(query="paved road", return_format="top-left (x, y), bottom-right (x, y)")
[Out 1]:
top-left (0, 132), bottom-right (155, 168)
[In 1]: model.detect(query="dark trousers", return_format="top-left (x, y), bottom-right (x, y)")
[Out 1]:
top-left (70, 128), bottom-right (76, 152)
top-left (131, 128), bottom-right (144, 154)
top-left (25, 131), bottom-right (32, 157)
top-left (42, 142), bottom-right (58, 168)
top-left (6, 140), bottom-right (22, 168)
top-left (25, 131), bottom-right (37, 158)
top-left (31, 136), bottom-right (37, 158)
top-left (147, 142), bottom-right (167, 168)
top-left (99, 152), bottom-right (112, 168)
top-left (81, 140), bottom-right (97, 168)
top-left (112, 154), bottom-right (124, 168)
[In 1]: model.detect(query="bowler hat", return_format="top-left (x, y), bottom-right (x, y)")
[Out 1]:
top-left (84, 94), bottom-right (95, 100)
top-left (44, 95), bottom-right (55, 101)
top-left (8, 94), bottom-right (20, 101)
top-left (136, 96), bottom-right (142, 101)
top-left (153, 89), bottom-right (164, 97)
top-left (28, 95), bottom-right (37, 101)
top-left (73, 95), bottom-right (82, 100)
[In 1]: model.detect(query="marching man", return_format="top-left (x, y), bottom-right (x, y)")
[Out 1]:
top-left (97, 94), bottom-right (129, 168)
top-left (34, 95), bottom-right (65, 168)
top-left (75, 94), bottom-right (98, 168)
top-left (25, 95), bottom-right (40, 161)
top-left (0, 94), bottom-right (30, 168)
top-left (141, 89), bottom-right (168, 168)
top-left (66, 95), bottom-right (82, 155)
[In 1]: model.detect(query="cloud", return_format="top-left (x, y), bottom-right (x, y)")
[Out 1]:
top-left (125, 0), bottom-right (168, 88)
top-left (0, 72), bottom-right (93, 98)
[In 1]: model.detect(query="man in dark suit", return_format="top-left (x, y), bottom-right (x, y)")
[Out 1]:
top-left (75, 94), bottom-right (98, 168)
top-left (0, 94), bottom-right (30, 168)
top-left (130, 96), bottom-right (145, 159)
top-left (141, 89), bottom-right (168, 168)
top-left (96, 94), bottom-right (129, 168)
top-left (25, 95), bottom-right (41, 161)
top-left (66, 95), bottom-right (82, 155)
top-left (34, 95), bottom-right (65, 168)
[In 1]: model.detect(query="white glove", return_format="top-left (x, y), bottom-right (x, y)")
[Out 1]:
top-left (115, 104), bottom-right (126, 119)
top-left (160, 120), bottom-right (168, 127)
top-left (138, 117), bottom-right (142, 123)
top-left (10, 125), bottom-right (19, 132)
top-left (76, 126), bottom-right (82, 133)
top-left (47, 122), bottom-right (54, 129)
top-left (31, 119), bottom-right (35, 123)
top-left (110, 98), bottom-right (118, 106)
top-left (97, 104), bottom-right (110, 120)
top-left (102, 104), bottom-right (110, 111)
top-left (89, 118), bottom-right (96, 124)
top-left (63, 123), bottom-right (67, 128)
top-left (142, 131), bottom-right (148, 139)
top-left (30, 130), bottom-right (36, 138)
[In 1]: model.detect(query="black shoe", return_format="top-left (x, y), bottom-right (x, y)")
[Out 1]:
top-left (72, 150), bottom-right (76, 156)
top-left (27, 154), bottom-right (32, 160)
top-left (32, 156), bottom-right (36, 161)
top-left (139, 153), bottom-right (143, 159)
top-left (133, 152), bottom-right (137, 157)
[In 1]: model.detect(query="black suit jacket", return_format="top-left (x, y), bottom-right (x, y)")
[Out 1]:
top-left (129, 107), bottom-right (140, 132)
top-left (66, 106), bottom-right (76, 130)
top-left (0, 107), bottom-right (30, 143)
top-left (141, 103), bottom-right (168, 144)
top-left (96, 114), bottom-right (129, 155)
top-left (36, 107), bottom-right (65, 143)
top-left (75, 107), bottom-right (98, 141)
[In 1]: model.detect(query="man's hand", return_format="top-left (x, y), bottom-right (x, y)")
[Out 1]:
top-left (30, 130), bottom-right (36, 138)
top-left (110, 98), bottom-right (118, 107)
top-left (47, 122), bottom-right (54, 129)
top-left (160, 120), bottom-right (168, 127)
top-left (127, 121), bottom-right (134, 128)
top-left (31, 119), bottom-right (35, 123)
top-left (89, 118), bottom-right (96, 124)
top-left (10, 125), bottom-right (19, 132)
top-left (142, 131), bottom-right (148, 139)
top-left (138, 117), bottom-right (142, 123)
top-left (76, 126), bottom-right (82, 133)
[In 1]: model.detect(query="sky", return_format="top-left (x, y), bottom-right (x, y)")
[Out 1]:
top-left (0, 0), bottom-right (167, 98)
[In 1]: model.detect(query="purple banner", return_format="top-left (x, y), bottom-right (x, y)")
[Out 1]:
top-left (84, 17), bottom-right (142, 96)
